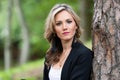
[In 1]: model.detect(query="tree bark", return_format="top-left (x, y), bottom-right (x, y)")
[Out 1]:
top-left (14, 0), bottom-right (30, 65)
top-left (4, 0), bottom-right (13, 71)
top-left (93, 0), bottom-right (120, 80)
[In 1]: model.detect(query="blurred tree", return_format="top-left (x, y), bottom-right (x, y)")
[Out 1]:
top-left (93, 0), bottom-right (120, 80)
top-left (4, 0), bottom-right (13, 71)
top-left (80, 0), bottom-right (93, 42)
top-left (14, 0), bottom-right (30, 65)
top-left (0, 0), bottom-right (1, 11)
top-left (0, 0), bottom-right (79, 68)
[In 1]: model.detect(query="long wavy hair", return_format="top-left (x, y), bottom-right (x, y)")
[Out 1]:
top-left (44, 3), bottom-right (81, 66)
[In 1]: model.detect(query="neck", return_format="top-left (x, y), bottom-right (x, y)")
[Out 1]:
top-left (61, 39), bottom-right (73, 51)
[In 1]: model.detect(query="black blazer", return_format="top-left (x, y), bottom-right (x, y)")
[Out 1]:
top-left (43, 41), bottom-right (93, 80)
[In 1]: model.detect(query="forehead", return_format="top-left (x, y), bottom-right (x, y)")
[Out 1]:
top-left (55, 10), bottom-right (73, 21)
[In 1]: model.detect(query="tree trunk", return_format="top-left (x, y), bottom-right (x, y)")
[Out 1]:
top-left (93, 0), bottom-right (120, 80)
top-left (4, 0), bottom-right (13, 71)
top-left (14, 0), bottom-right (30, 65)
top-left (80, 0), bottom-right (93, 42)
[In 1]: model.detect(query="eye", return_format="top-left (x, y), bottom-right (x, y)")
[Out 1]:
top-left (66, 20), bottom-right (72, 24)
top-left (55, 22), bottom-right (62, 26)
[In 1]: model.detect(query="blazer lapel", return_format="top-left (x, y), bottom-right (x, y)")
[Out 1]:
top-left (61, 45), bottom-right (78, 80)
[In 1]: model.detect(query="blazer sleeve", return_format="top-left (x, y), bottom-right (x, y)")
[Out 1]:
top-left (70, 50), bottom-right (93, 80)
top-left (43, 61), bottom-right (49, 80)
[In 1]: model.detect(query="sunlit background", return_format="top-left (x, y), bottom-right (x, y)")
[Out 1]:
top-left (0, 0), bottom-right (93, 80)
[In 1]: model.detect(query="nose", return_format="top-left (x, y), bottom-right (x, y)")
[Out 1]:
top-left (62, 23), bottom-right (67, 30)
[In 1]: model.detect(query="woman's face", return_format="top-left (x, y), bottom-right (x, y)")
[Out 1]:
top-left (54, 10), bottom-right (77, 41)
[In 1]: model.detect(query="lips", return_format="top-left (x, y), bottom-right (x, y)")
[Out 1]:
top-left (63, 32), bottom-right (70, 35)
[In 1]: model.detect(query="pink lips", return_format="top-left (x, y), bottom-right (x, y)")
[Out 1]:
top-left (63, 32), bottom-right (69, 35)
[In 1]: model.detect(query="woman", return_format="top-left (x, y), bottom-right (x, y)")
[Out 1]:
top-left (43, 3), bottom-right (93, 80)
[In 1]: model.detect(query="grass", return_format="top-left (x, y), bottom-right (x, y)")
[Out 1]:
top-left (0, 58), bottom-right (44, 80)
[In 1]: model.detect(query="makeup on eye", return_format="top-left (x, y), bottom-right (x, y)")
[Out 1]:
top-left (55, 21), bottom-right (62, 26)
top-left (55, 19), bottom-right (72, 26)
top-left (66, 20), bottom-right (72, 24)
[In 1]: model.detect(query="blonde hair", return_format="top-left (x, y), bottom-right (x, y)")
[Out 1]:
top-left (44, 3), bottom-right (81, 42)
top-left (44, 3), bottom-right (81, 66)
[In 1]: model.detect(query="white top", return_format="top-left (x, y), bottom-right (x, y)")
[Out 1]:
top-left (49, 66), bottom-right (62, 80)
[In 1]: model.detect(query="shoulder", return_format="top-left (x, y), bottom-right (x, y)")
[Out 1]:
top-left (72, 42), bottom-right (93, 65)
top-left (73, 42), bottom-right (93, 58)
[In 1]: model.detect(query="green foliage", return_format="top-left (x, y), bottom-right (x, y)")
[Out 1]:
top-left (0, 0), bottom-right (79, 62)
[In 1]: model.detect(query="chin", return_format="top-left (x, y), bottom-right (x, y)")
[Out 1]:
top-left (62, 37), bottom-right (73, 41)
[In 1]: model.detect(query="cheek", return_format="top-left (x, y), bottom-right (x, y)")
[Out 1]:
top-left (54, 26), bottom-right (58, 33)
top-left (72, 26), bottom-right (77, 33)
top-left (54, 27), bottom-right (61, 35)
top-left (75, 25), bottom-right (78, 30)
top-left (71, 26), bottom-right (77, 36)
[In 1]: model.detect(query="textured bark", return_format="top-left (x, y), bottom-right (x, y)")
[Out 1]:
top-left (93, 0), bottom-right (120, 80)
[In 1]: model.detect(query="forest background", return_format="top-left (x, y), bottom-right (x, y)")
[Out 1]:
top-left (0, 0), bottom-right (93, 80)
